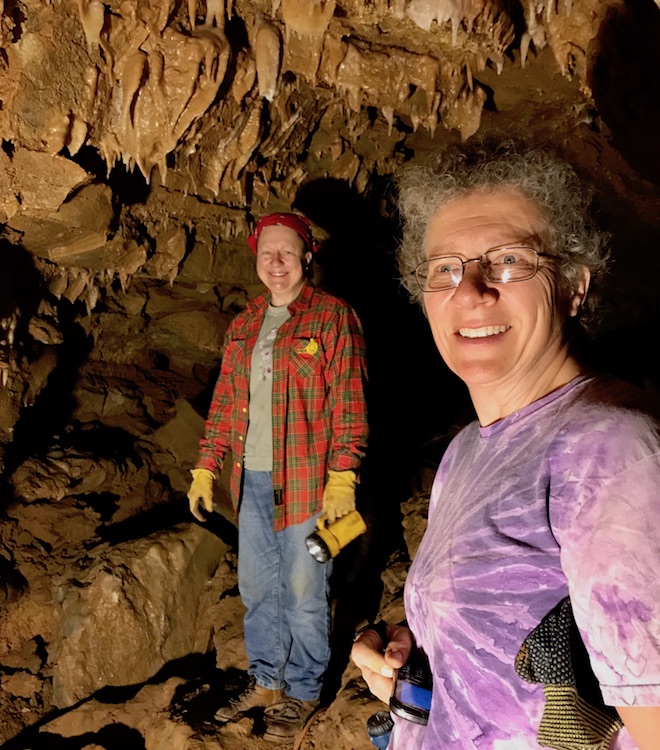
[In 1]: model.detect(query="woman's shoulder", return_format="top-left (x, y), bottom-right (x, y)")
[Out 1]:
top-left (549, 374), bottom-right (660, 479)
top-left (570, 374), bottom-right (660, 434)
top-left (225, 293), bottom-right (269, 335)
top-left (306, 285), bottom-right (358, 314)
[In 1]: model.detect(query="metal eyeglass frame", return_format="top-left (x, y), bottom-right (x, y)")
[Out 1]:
top-left (412, 246), bottom-right (553, 293)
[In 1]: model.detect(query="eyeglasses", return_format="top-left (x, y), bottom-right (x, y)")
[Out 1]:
top-left (413, 245), bottom-right (552, 293)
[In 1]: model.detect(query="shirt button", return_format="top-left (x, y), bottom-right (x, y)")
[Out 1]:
top-left (236, 462), bottom-right (241, 468)
top-left (239, 436), bottom-right (244, 441)
top-left (242, 407), bottom-right (247, 413)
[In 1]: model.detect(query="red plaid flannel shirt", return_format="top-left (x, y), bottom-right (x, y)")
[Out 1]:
top-left (196, 282), bottom-right (368, 531)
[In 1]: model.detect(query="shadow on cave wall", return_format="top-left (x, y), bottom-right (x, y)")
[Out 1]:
top-left (295, 176), bottom-right (468, 524)
top-left (589, 0), bottom-right (660, 187)
top-left (583, 0), bottom-right (660, 390)
top-left (3, 298), bottom-right (93, 473)
top-left (0, 240), bottom-right (48, 492)
top-left (294, 177), bottom-right (472, 699)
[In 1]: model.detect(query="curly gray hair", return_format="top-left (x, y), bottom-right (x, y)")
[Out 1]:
top-left (397, 135), bottom-right (610, 335)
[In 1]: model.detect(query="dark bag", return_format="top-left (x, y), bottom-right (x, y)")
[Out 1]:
top-left (515, 597), bottom-right (623, 750)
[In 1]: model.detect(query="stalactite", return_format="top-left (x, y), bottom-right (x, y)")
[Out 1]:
top-left (229, 102), bottom-right (263, 178)
top-left (520, 30), bottom-right (531, 68)
top-left (406, 0), bottom-right (472, 34)
top-left (255, 19), bottom-right (282, 101)
top-left (382, 105), bottom-right (395, 135)
top-left (260, 105), bottom-right (302, 159)
top-left (83, 283), bottom-right (100, 315)
top-left (188, 0), bottom-right (198, 28)
top-left (63, 269), bottom-right (88, 304)
top-left (119, 51), bottom-right (148, 146)
top-left (76, 0), bottom-right (105, 51)
top-left (231, 50), bottom-right (257, 103)
top-left (66, 114), bottom-right (88, 156)
top-left (0, 315), bottom-right (16, 348)
top-left (545, 0), bottom-right (554, 23)
top-left (206, 0), bottom-right (225, 30)
top-left (281, 0), bottom-right (336, 37)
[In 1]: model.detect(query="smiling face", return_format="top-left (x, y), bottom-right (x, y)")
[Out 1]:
top-left (422, 189), bottom-right (589, 422)
top-left (255, 224), bottom-right (312, 306)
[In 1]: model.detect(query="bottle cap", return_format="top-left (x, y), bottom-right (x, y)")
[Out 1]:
top-left (366, 711), bottom-right (394, 737)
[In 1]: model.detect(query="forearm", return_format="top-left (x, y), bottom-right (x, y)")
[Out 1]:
top-left (197, 414), bottom-right (230, 472)
top-left (328, 317), bottom-right (368, 468)
top-left (197, 368), bottom-right (235, 470)
top-left (616, 705), bottom-right (660, 750)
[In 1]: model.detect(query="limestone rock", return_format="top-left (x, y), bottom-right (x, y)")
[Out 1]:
top-left (148, 398), bottom-right (206, 494)
top-left (49, 523), bottom-right (228, 708)
top-left (0, 148), bottom-right (91, 221)
top-left (147, 309), bottom-right (229, 371)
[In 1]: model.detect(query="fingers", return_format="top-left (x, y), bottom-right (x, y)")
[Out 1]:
top-left (352, 631), bottom-right (391, 674)
top-left (334, 502), bottom-right (351, 520)
top-left (201, 495), bottom-right (213, 513)
top-left (322, 497), bottom-right (354, 525)
top-left (188, 494), bottom-right (207, 522)
top-left (351, 636), bottom-right (395, 704)
top-left (351, 624), bottom-right (416, 704)
top-left (384, 624), bottom-right (413, 668)
top-left (358, 665), bottom-right (395, 705)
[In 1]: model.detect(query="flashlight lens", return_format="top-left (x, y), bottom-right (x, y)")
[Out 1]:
top-left (305, 533), bottom-right (331, 563)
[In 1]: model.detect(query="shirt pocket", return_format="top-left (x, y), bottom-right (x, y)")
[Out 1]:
top-left (290, 336), bottom-right (323, 378)
top-left (223, 334), bottom-right (248, 369)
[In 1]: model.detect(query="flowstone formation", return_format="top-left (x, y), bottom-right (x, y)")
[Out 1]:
top-left (1, 1), bottom-right (660, 748)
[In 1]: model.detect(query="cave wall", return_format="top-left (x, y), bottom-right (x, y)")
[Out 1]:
top-left (2, 0), bottom-right (660, 745)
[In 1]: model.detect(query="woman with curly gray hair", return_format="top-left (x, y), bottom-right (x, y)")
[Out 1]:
top-left (352, 136), bottom-right (660, 750)
top-left (397, 136), bottom-right (609, 334)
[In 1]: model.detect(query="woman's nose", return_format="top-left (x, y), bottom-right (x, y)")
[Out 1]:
top-left (453, 261), bottom-right (496, 304)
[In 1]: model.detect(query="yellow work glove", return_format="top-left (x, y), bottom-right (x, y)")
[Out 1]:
top-left (187, 468), bottom-right (215, 522)
top-left (321, 469), bottom-right (357, 524)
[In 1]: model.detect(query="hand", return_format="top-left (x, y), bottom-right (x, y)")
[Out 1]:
top-left (322, 469), bottom-right (357, 524)
top-left (351, 623), bottom-right (414, 704)
top-left (187, 468), bottom-right (215, 522)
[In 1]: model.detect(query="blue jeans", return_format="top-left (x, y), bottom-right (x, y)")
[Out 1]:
top-left (238, 470), bottom-right (332, 702)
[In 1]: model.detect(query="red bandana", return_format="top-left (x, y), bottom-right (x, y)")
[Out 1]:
top-left (247, 213), bottom-right (319, 254)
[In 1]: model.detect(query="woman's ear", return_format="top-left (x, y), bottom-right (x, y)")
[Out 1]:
top-left (569, 266), bottom-right (591, 317)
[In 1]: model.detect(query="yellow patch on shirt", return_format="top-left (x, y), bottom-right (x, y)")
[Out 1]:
top-left (304, 338), bottom-right (319, 355)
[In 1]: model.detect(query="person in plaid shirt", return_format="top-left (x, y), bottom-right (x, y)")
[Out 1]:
top-left (187, 212), bottom-right (368, 741)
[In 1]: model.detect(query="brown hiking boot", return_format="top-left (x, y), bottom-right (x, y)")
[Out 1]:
top-left (214, 678), bottom-right (283, 723)
top-left (263, 695), bottom-right (320, 741)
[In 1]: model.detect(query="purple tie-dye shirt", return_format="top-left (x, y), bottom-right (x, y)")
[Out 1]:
top-left (393, 375), bottom-right (660, 749)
